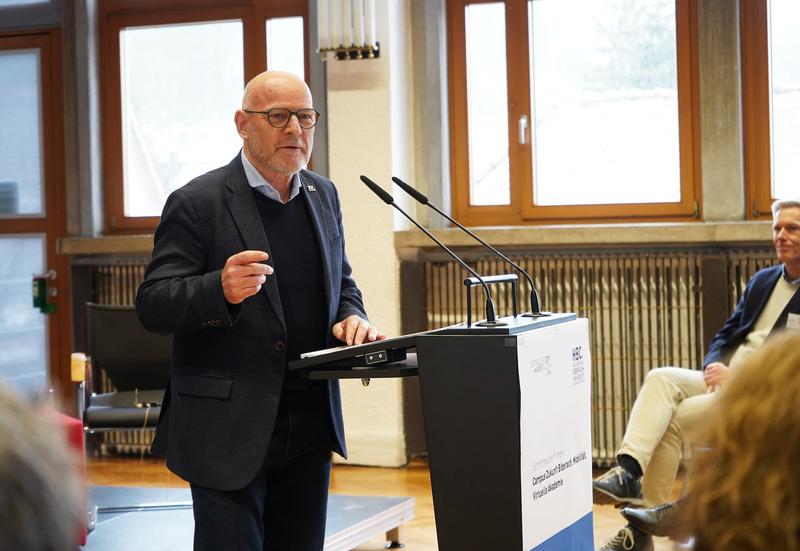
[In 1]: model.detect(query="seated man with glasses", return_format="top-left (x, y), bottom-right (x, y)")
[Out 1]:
top-left (594, 198), bottom-right (800, 551)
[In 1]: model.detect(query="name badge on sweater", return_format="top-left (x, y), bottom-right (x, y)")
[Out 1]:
top-left (787, 313), bottom-right (800, 331)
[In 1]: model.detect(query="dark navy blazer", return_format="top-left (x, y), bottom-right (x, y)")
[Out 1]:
top-left (135, 155), bottom-right (366, 491)
top-left (704, 264), bottom-right (800, 368)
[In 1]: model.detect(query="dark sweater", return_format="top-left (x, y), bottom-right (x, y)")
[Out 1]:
top-left (253, 189), bottom-right (329, 409)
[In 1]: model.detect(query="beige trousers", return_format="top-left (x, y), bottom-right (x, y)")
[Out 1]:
top-left (616, 367), bottom-right (713, 505)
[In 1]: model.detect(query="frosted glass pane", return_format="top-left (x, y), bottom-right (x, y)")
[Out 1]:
top-left (0, 49), bottom-right (43, 216)
top-left (0, 0), bottom-right (47, 5)
top-left (120, 20), bottom-right (244, 217)
top-left (465, 3), bottom-right (510, 206)
top-left (0, 236), bottom-right (47, 397)
top-left (266, 17), bottom-right (305, 79)
top-left (769, 0), bottom-right (800, 200)
top-left (529, 0), bottom-right (680, 206)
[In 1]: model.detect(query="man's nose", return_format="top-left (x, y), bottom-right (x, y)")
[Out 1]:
top-left (284, 114), bottom-right (302, 134)
top-left (775, 228), bottom-right (789, 240)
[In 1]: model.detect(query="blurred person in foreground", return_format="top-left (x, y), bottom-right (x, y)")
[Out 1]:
top-left (595, 198), bottom-right (800, 551)
top-left (681, 331), bottom-right (800, 551)
top-left (0, 383), bottom-right (83, 551)
top-left (136, 70), bottom-right (385, 551)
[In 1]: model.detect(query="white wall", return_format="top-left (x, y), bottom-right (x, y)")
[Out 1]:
top-left (325, 0), bottom-right (413, 466)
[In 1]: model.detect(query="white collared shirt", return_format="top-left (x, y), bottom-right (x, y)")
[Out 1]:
top-left (240, 149), bottom-right (301, 204)
top-left (783, 265), bottom-right (800, 286)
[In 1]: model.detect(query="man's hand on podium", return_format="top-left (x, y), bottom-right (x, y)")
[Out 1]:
top-left (332, 315), bottom-right (387, 346)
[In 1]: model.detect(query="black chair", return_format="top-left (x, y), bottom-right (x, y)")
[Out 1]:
top-left (73, 303), bottom-right (191, 523)
top-left (74, 302), bottom-right (171, 439)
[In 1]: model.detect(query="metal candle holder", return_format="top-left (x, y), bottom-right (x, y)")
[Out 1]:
top-left (318, 41), bottom-right (380, 61)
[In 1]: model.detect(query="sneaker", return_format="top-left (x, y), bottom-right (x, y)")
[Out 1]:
top-left (598, 526), bottom-right (653, 551)
top-left (593, 466), bottom-right (645, 505)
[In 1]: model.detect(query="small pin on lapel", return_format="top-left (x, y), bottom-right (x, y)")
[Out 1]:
top-left (307, 185), bottom-right (317, 192)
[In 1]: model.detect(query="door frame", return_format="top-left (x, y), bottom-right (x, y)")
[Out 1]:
top-left (0, 28), bottom-right (72, 406)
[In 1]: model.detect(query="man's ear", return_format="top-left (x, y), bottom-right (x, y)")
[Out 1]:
top-left (234, 110), bottom-right (248, 140)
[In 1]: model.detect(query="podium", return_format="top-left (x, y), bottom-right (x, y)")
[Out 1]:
top-left (291, 314), bottom-right (593, 551)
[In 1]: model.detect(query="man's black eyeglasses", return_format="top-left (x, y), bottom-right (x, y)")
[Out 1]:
top-left (242, 107), bottom-right (320, 129)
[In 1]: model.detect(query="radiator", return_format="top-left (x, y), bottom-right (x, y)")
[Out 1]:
top-left (83, 248), bottom-right (777, 462)
top-left (92, 263), bottom-right (146, 306)
top-left (422, 247), bottom-right (776, 465)
top-left (726, 250), bottom-right (778, 307)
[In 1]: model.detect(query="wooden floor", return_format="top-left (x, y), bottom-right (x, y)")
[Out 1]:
top-left (87, 457), bottom-right (676, 550)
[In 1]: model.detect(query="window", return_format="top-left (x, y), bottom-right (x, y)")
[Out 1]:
top-left (119, 21), bottom-right (244, 218)
top-left (266, 16), bottom-right (304, 76)
top-left (742, 0), bottom-right (800, 218)
top-left (448, 0), bottom-right (701, 225)
top-left (100, 1), bottom-right (308, 232)
top-left (0, 48), bottom-right (43, 216)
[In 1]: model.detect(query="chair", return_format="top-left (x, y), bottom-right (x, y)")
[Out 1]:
top-left (73, 302), bottom-right (171, 439)
top-left (72, 303), bottom-right (191, 523)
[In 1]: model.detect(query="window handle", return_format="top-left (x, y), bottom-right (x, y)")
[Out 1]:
top-left (518, 114), bottom-right (528, 145)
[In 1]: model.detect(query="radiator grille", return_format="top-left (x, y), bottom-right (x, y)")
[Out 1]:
top-left (422, 247), bottom-right (776, 464)
top-left (92, 263), bottom-right (146, 305)
top-left (83, 248), bottom-right (778, 462)
top-left (726, 250), bottom-right (779, 308)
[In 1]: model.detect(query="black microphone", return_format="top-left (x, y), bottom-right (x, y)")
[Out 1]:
top-left (360, 175), bottom-right (501, 326)
top-left (392, 176), bottom-right (548, 317)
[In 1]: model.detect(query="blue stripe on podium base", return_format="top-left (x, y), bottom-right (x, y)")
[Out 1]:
top-left (530, 511), bottom-right (594, 551)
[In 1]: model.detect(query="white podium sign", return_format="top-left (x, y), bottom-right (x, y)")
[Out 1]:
top-left (518, 318), bottom-right (593, 551)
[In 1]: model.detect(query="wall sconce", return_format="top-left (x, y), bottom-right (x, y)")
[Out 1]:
top-left (318, 0), bottom-right (380, 60)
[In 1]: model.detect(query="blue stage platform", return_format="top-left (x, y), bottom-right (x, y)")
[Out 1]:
top-left (83, 486), bottom-right (414, 551)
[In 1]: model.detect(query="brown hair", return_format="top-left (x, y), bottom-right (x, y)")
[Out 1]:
top-left (0, 385), bottom-right (84, 551)
top-left (684, 332), bottom-right (800, 551)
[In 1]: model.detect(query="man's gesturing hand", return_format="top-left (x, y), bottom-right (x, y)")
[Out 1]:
top-left (222, 250), bottom-right (273, 304)
top-left (332, 315), bottom-right (387, 346)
